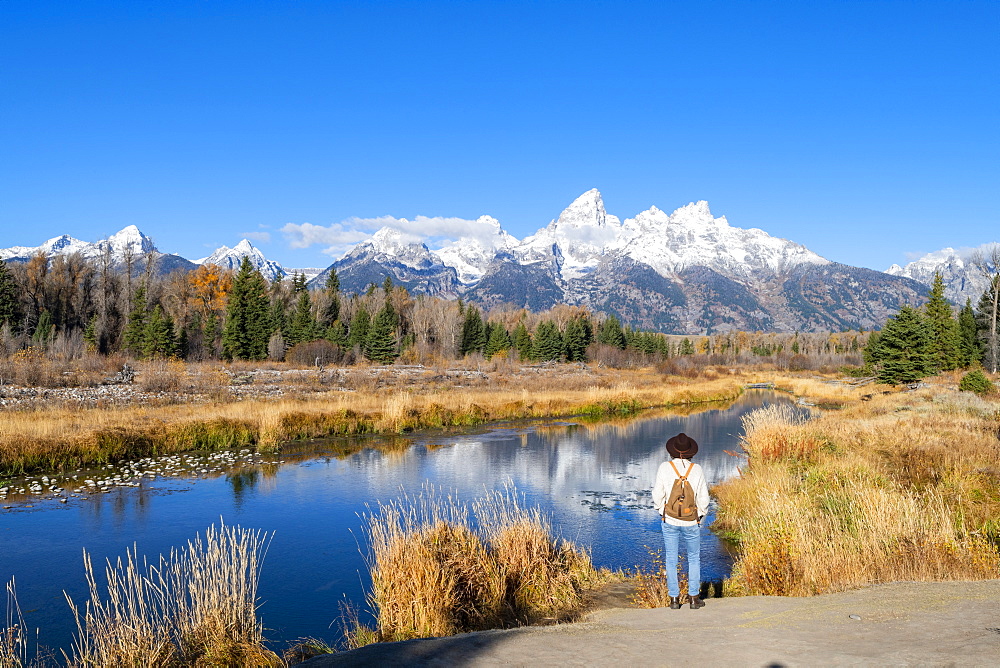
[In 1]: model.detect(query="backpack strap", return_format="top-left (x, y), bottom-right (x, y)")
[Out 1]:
top-left (669, 460), bottom-right (692, 481)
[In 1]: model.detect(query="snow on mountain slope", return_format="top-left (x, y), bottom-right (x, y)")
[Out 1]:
top-left (887, 247), bottom-right (990, 304)
top-left (613, 200), bottom-right (829, 279)
top-left (198, 239), bottom-right (286, 282)
top-left (515, 189), bottom-right (621, 278)
top-left (0, 225), bottom-right (158, 262)
top-left (433, 216), bottom-right (518, 284)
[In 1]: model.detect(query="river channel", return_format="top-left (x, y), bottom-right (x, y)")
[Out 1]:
top-left (0, 390), bottom-right (791, 653)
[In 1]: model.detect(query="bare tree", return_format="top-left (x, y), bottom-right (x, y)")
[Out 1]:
top-left (970, 245), bottom-right (1000, 372)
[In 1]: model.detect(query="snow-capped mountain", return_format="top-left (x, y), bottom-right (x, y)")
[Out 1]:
top-left (0, 225), bottom-right (195, 275)
top-left (434, 216), bottom-right (517, 284)
top-left (887, 247), bottom-right (993, 306)
top-left (311, 228), bottom-right (460, 297)
top-left (198, 239), bottom-right (286, 283)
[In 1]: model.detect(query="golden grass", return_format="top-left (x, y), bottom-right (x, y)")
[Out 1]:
top-left (65, 522), bottom-right (280, 667)
top-left (359, 484), bottom-right (610, 644)
top-left (1, 579), bottom-right (26, 668)
top-left (714, 385), bottom-right (1000, 596)
top-left (0, 370), bottom-right (745, 475)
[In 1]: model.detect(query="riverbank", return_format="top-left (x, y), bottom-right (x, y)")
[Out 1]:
top-left (0, 363), bottom-right (760, 476)
top-left (302, 579), bottom-right (1000, 666)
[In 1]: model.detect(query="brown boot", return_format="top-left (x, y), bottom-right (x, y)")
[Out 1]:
top-left (689, 595), bottom-right (706, 609)
top-left (669, 596), bottom-right (682, 609)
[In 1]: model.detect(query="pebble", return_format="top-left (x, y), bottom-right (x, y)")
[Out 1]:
top-left (849, 614), bottom-right (862, 620)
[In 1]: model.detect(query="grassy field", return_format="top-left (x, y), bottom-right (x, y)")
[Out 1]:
top-left (714, 372), bottom-right (1000, 596)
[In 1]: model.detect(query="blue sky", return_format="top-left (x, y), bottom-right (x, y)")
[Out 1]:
top-left (2, 0), bottom-right (997, 270)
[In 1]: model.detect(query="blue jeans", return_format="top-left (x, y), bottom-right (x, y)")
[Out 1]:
top-left (661, 521), bottom-right (700, 597)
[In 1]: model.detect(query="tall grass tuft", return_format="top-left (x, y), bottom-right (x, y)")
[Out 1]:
top-left (1, 579), bottom-right (27, 668)
top-left (65, 522), bottom-right (279, 667)
top-left (362, 484), bottom-right (606, 643)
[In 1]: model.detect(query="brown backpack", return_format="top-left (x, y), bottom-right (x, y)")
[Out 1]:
top-left (662, 461), bottom-right (698, 522)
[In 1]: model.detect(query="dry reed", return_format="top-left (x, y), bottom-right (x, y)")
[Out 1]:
top-left (65, 522), bottom-right (279, 667)
top-left (1, 579), bottom-right (27, 668)
top-left (361, 484), bottom-right (606, 643)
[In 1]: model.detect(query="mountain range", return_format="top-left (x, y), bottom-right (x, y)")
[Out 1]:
top-left (4, 190), bottom-right (986, 333)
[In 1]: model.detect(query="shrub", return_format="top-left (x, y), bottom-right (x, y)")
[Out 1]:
top-left (286, 339), bottom-right (342, 367)
top-left (959, 370), bottom-right (995, 395)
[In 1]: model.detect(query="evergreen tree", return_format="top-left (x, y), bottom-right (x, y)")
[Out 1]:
top-left (348, 306), bottom-right (371, 349)
top-left (142, 305), bottom-right (176, 358)
top-left (122, 285), bottom-right (148, 356)
top-left (564, 317), bottom-right (589, 362)
top-left (325, 320), bottom-right (349, 348)
top-left (923, 272), bottom-right (960, 371)
top-left (222, 257), bottom-right (271, 361)
top-left (365, 302), bottom-right (398, 363)
top-left (382, 275), bottom-right (394, 294)
top-left (322, 269), bottom-right (341, 326)
top-left (512, 322), bottom-right (532, 360)
top-left (0, 259), bottom-right (21, 331)
top-left (869, 305), bottom-right (935, 385)
top-left (679, 338), bottom-right (695, 355)
top-left (958, 299), bottom-right (979, 368)
top-left (83, 315), bottom-right (98, 351)
top-left (287, 289), bottom-right (319, 346)
top-left (596, 315), bottom-right (626, 349)
top-left (532, 320), bottom-right (564, 361)
top-left (484, 322), bottom-right (512, 359)
top-left (32, 309), bottom-right (54, 345)
top-left (460, 306), bottom-right (486, 356)
top-left (292, 273), bottom-right (307, 293)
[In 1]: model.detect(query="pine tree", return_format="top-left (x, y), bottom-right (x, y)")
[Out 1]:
top-left (348, 307), bottom-right (371, 349)
top-left (460, 306), bottom-right (486, 356)
top-left (325, 320), bottom-right (349, 348)
top-left (222, 257), bottom-right (271, 361)
top-left (0, 259), bottom-right (21, 331)
top-left (292, 273), bottom-right (307, 293)
top-left (142, 305), bottom-right (176, 358)
top-left (679, 338), bottom-right (695, 355)
top-left (596, 315), bottom-right (626, 349)
top-left (322, 268), bottom-right (341, 326)
top-left (83, 315), bottom-right (98, 351)
top-left (564, 317), bottom-right (589, 362)
top-left (958, 299), bottom-right (979, 368)
top-left (869, 305), bottom-right (935, 385)
top-left (32, 309), bottom-right (54, 345)
top-left (287, 289), bottom-right (319, 346)
top-left (365, 302), bottom-right (398, 364)
top-left (512, 322), bottom-right (532, 360)
top-left (484, 323), bottom-right (511, 359)
top-left (923, 272), bottom-right (960, 371)
top-left (532, 320), bottom-right (564, 361)
top-left (122, 285), bottom-right (149, 356)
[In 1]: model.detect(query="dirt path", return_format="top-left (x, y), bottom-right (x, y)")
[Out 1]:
top-left (302, 580), bottom-right (1000, 666)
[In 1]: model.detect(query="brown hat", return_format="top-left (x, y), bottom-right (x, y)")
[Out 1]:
top-left (666, 433), bottom-right (698, 459)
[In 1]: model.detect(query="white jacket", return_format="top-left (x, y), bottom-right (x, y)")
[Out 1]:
top-left (652, 458), bottom-right (710, 527)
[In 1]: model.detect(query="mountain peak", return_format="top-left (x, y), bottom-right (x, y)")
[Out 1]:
top-left (553, 189), bottom-right (615, 231)
top-left (232, 239), bottom-right (256, 253)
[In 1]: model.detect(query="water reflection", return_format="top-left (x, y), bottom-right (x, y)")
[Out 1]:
top-left (0, 390), bottom-right (789, 654)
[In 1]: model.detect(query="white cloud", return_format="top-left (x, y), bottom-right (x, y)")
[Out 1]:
top-left (243, 231), bottom-right (271, 243)
top-left (281, 214), bottom-right (505, 257)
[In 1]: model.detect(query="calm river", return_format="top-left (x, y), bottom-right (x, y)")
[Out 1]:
top-left (0, 390), bottom-right (787, 653)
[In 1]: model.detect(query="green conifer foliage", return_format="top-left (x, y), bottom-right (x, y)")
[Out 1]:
top-left (142, 305), bottom-right (176, 358)
top-left (122, 285), bottom-right (149, 356)
top-left (323, 268), bottom-right (341, 326)
top-left (512, 322), bottom-right (532, 360)
top-left (532, 320), bottom-right (564, 361)
top-left (975, 276), bottom-right (1000, 373)
top-left (365, 302), bottom-right (398, 364)
top-left (222, 257), bottom-right (271, 360)
top-left (923, 272), bottom-right (960, 371)
top-left (0, 259), bottom-right (21, 331)
top-left (287, 290), bottom-right (319, 346)
top-left (460, 306), bottom-right (486, 356)
top-left (348, 307), bottom-right (371, 349)
top-left (325, 320), bottom-right (348, 348)
top-left (596, 315), bottom-right (626, 349)
top-left (958, 299), bottom-right (979, 368)
top-left (564, 317), bottom-right (588, 362)
top-left (679, 338), bottom-right (695, 355)
top-left (484, 322), bottom-right (512, 359)
top-left (870, 305), bottom-right (935, 385)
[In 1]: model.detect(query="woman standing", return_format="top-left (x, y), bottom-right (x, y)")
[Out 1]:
top-left (652, 432), bottom-right (710, 609)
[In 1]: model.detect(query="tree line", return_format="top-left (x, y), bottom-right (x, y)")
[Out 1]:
top-left (0, 251), bottom-right (870, 367)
